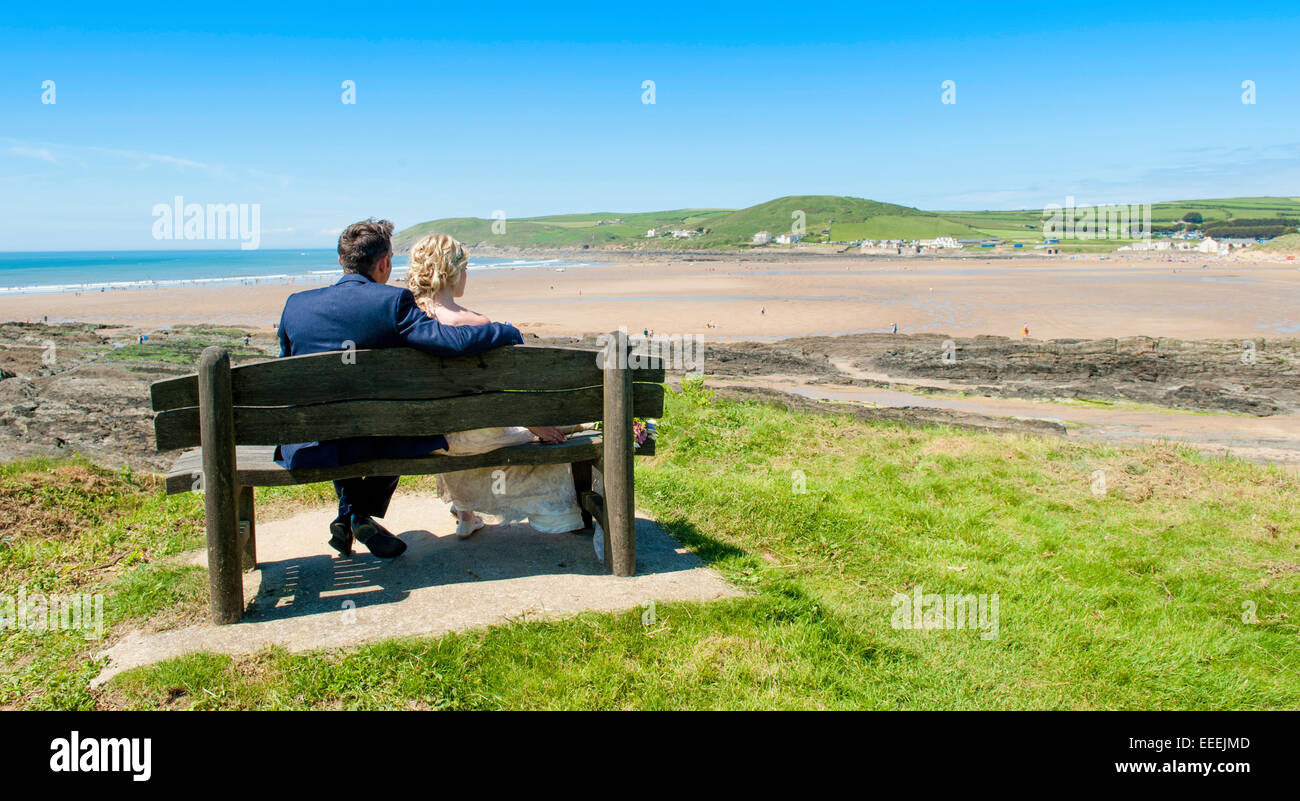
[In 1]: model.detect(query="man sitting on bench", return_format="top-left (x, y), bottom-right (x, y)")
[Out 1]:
top-left (275, 218), bottom-right (523, 558)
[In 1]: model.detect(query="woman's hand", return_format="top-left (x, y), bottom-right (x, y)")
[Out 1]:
top-left (527, 426), bottom-right (566, 444)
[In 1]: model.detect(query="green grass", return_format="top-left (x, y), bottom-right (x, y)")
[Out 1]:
top-left (0, 457), bottom-right (354, 709)
top-left (104, 338), bottom-right (264, 364)
top-left (1256, 232), bottom-right (1300, 252)
top-left (4, 387), bottom-right (1299, 709)
top-left (830, 215), bottom-right (979, 241)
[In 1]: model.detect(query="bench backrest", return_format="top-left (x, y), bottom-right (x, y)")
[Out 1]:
top-left (151, 343), bottom-right (664, 452)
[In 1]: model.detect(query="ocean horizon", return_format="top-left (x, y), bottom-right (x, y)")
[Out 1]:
top-left (0, 249), bottom-right (602, 296)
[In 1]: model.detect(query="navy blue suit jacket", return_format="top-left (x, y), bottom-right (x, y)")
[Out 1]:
top-left (274, 272), bottom-right (523, 469)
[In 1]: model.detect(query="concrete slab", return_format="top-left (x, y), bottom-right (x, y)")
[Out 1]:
top-left (92, 493), bottom-right (740, 687)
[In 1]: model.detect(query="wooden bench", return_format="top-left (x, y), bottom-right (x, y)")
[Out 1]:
top-left (149, 332), bottom-right (664, 624)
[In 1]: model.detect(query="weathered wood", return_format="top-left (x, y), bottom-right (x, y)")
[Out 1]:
top-left (151, 344), bottom-right (664, 411)
top-left (237, 485), bottom-right (256, 571)
top-left (163, 434), bottom-right (614, 494)
top-left (199, 347), bottom-right (243, 625)
top-left (602, 331), bottom-right (636, 576)
top-left (154, 383), bottom-right (664, 452)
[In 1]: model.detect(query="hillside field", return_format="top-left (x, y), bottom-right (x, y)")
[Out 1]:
top-left (394, 196), bottom-right (1300, 252)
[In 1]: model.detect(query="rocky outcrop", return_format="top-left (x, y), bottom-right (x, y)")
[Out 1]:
top-left (703, 333), bottom-right (1300, 416)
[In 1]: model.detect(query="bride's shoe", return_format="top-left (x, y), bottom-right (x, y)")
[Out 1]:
top-left (456, 514), bottom-right (486, 540)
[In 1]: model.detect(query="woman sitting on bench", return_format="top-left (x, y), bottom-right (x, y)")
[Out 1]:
top-left (406, 234), bottom-right (586, 539)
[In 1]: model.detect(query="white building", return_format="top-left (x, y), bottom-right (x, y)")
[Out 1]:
top-left (644, 228), bottom-right (658, 238)
top-left (1196, 237), bottom-right (1230, 255)
top-left (752, 231), bottom-right (772, 244)
top-left (775, 232), bottom-right (802, 244)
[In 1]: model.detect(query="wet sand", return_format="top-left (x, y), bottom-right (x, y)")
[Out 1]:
top-left (3, 253), bottom-right (1300, 341)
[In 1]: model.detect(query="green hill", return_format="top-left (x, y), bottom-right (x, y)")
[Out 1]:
top-left (395, 195), bottom-right (982, 251)
top-left (1255, 232), bottom-right (1300, 252)
top-left (393, 209), bottom-right (732, 252)
top-left (394, 195), bottom-right (1300, 252)
top-left (938, 197), bottom-right (1300, 240)
top-left (689, 195), bottom-right (979, 247)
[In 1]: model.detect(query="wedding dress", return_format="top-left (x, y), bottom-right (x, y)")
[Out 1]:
top-left (436, 426), bottom-right (585, 534)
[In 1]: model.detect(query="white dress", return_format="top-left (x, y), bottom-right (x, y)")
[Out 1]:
top-left (435, 426), bottom-right (586, 533)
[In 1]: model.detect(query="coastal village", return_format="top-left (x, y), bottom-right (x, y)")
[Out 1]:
top-left (639, 223), bottom-right (1269, 255)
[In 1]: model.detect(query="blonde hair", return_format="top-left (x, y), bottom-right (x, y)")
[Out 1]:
top-left (407, 234), bottom-right (468, 300)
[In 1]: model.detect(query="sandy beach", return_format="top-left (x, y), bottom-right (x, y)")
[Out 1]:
top-left (4, 252), bottom-right (1299, 341)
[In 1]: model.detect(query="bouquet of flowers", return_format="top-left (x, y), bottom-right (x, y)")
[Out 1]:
top-left (632, 419), bottom-right (657, 451)
top-left (589, 419), bottom-right (658, 452)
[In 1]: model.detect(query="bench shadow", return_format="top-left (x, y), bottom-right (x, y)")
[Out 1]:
top-left (244, 514), bottom-right (705, 623)
top-left (648, 516), bottom-right (747, 566)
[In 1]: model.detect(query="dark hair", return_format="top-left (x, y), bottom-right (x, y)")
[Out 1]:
top-left (338, 218), bottom-right (395, 276)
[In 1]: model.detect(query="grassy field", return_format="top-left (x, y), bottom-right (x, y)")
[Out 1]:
top-left (3, 383), bottom-right (1298, 709)
top-left (1256, 232), bottom-right (1300, 252)
top-left (393, 195), bottom-right (1300, 251)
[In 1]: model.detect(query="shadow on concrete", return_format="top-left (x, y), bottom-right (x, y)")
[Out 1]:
top-left (246, 515), bottom-right (698, 623)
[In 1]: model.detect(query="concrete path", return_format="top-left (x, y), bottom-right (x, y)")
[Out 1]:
top-left (92, 494), bottom-right (740, 687)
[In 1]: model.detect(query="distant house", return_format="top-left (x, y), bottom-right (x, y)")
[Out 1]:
top-left (644, 228), bottom-right (658, 238)
top-left (669, 229), bottom-right (700, 239)
top-left (775, 232), bottom-right (802, 244)
top-left (1196, 237), bottom-right (1231, 255)
top-left (752, 231), bottom-right (772, 244)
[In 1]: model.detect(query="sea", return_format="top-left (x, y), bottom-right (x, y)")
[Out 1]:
top-left (0, 250), bottom-right (602, 296)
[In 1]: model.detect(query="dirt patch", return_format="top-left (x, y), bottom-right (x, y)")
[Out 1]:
top-left (708, 383), bottom-right (1067, 438)
top-left (0, 463), bottom-right (145, 542)
top-left (919, 437), bottom-right (983, 459)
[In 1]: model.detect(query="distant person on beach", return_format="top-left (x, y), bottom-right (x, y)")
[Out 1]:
top-left (274, 219), bottom-right (522, 559)
top-left (405, 233), bottom-right (584, 540)
top-left (1021, 324), bottom-right (1030, 337)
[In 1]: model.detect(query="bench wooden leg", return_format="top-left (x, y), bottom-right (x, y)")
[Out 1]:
top-left (237, 485), bottom-right (257, 571)
top-left (602, 330), bottom-right (636, 576)
top-left (571, 459), bottom-right (595, 530)
top-left (200, 346), bottom-right (243, 624)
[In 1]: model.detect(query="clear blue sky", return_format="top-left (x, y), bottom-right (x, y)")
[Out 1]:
top-left (2, 1), bottom-right (1297, 250)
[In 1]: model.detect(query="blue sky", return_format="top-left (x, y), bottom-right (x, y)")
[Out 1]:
top-left (2, 1), bottom-right (1298, 250)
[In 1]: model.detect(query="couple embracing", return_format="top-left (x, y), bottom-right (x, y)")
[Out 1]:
top-left (274, 219), bottom-right (586, 559)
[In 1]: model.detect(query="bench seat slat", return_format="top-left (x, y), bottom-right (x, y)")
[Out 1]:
top-left (150, 345), bottom-right (665, 411)
top-left (164, 433), bottom-right (609, 494)
top-left (154, 383), bottom-right (664, 451)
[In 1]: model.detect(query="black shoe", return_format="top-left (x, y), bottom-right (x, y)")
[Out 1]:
top-left (328, 519), bottom-right (354, 557)
top-left (352, 517), bottom-right (407, 559)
